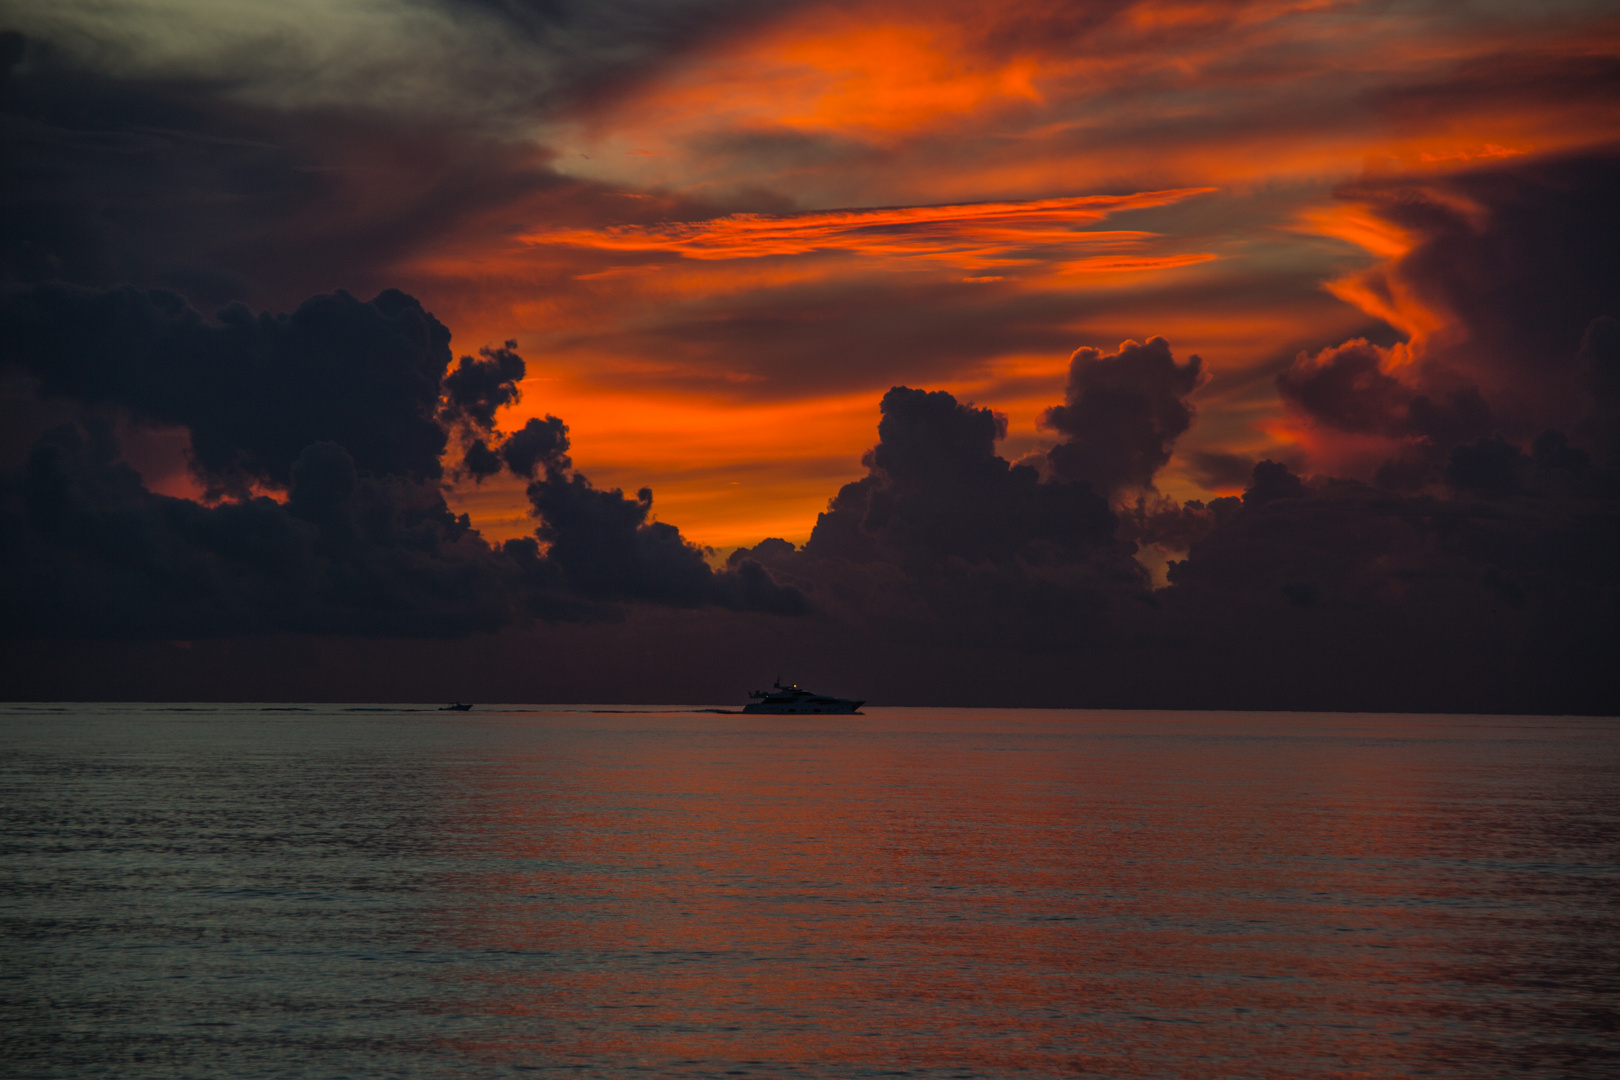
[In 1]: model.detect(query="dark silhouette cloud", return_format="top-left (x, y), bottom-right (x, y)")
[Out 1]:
top-left (2, 284), bottom-right (455, 491)
top-left (1276, 339), bottom-right (1413, 436)
top-left (442, 340), bottom-right (526, 432)
top-left (0, 286), bottom-right (808, 636)
top-left (525, 474), bottom-right (805, 612)
top-left (1114, 493), bottom-right (1222, 554)
top-left (3, 7), bottom-right (1617, 714)
top-left (1290, 151), bottom-right (1618, 441)
top-left (1277, 338), bottom-right (1496, 456)
top-left (460, 437), bottom-right (506, 481)
top-left (717, 386), bottom-right (1142, 651)
top-left (3, 420), bottom-right (520, 637)
top-left (1272, 149), bottom-right (1620, 505)
top-left (1041, 337), bottom-right (1203, 498)
top-left (722, 357), bottom-right (1620, 711)
top-left (500, 416), bottom-right (573, 478)
top-left (1159, 449), bottom-right (1619, 711)
top-left (1242, 460), bottom-right (1307, 505)
top-left (804, 386), bottom-right (1118, 566)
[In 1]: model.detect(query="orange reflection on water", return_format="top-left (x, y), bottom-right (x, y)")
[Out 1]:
top-left (406, 710), bottom-right (1620, 1076)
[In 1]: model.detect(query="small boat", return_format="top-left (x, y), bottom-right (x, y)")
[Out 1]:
top-left (439, 702), bottom-right (473, 712)
top-left (742, 681), bottom-right (864, 715)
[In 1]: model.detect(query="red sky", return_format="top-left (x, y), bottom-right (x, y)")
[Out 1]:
top-left (3, 0), bottom-right (1620, 540)
top-left (262, 0), bottom-right (1605, 550)
top-left (7, 0), bottom-right (1619, 552)
top-left (3, 0), bottom-right (1619, 711)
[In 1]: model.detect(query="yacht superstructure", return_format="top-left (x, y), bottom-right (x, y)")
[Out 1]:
top-left (742, 681), bottom-right (864, 714)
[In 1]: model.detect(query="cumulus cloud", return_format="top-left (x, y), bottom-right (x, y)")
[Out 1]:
top-left (2, 285), bottom-right (456, 493)
top-left (715, 386), bottom-right (1143, 650)
top-left (803, 386), bottom-right (1119, 566)
top-left (442, 340), bottom-right (527, 432)
top-left (728, 327), bottom-right (1620, 711)
top-left (1284, 151), bottom-right (1620, 479)
top-left (500, 415), bottom-right (573, 478)
top-left (1040, 337), bottom-right (1204, 498)
top-left (0, 286), bottom-right (807, 635)
top-left (4, 421), bottom-right (525, 637)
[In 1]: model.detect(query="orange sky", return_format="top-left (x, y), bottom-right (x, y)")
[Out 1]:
top-left (367, 0), bottom-right (1620, 550)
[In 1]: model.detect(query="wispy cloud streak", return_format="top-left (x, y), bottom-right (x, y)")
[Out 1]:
top-left (522, 189), bottom-right (1216, 270)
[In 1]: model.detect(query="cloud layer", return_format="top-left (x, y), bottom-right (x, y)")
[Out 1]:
top-left (2, 2), bottom-right (1618, 709)
top-left (0, 286), bottom-right (807, 636)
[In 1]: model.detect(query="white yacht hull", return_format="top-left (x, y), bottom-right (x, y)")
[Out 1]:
top-left (742, 699), bottom-right (864, 715)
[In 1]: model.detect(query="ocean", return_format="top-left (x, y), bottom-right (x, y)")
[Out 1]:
top-left (2, 705), bottom-right (1616, 1078)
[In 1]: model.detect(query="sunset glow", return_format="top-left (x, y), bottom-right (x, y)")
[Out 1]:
top-left (4, 0), bottom-right (1618, 710)
top-left (301, 0), bottom-right (1615, 547)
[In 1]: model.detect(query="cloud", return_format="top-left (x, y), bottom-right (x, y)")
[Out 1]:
top-left (442, 340), bottom-right (527, 432)
top-left (0, 286), bottom-right (808, 635)
top-left (522, 189), bottom-right (1215, 269)
top-left (1281, 148), bottom-right (1620, 484)
top-left (717, 385), bottom-right (1141, 650)
top-left (1579, 315), bottom-right (1620, 465)
top-left (0, 31), bottom-right (597, 313)
top-left (4, 421), bottom-right (528, 637)
top-left (1040, 336), bottom-right (1204, 498)
top-left (801, 385), bottom-right (1119, 566)
top-left (499, 415), bottom-right (573, 478)
top-left (5, 2), bottom-right (1620, 711)
top-left (2, 284), bottom-right (457, 491)
top-left (722, 336), bottom-right (1620, 711)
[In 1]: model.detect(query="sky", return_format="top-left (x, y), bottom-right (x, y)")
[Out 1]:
top-left (2, 0), bottom-right (1618, 710)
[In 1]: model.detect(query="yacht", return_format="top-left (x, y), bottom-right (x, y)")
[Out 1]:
top-left (742, 681), bottom-right (864, 714)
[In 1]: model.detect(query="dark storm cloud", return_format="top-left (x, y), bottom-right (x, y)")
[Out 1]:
top-left (2, 284), bottom-right (455, 490)
top-left (1241, 459), bottom-right (1307, 505)
top-left (499, 415), bottom-right (573, 478)
top-left (1277, 339), bottom-right (1499, 454)
top-left (724, 386), bottom-right (1139, 649)
top-left (0, 286), bottom-right (807, 636)
top-left (1040, 337), bottom-right (1203, 498)
top-left (0, 30), bottom-right (632, 311)
top-left (1277, 339), bottom-right (1412, 436)
top-left (803, 386), bottom-right (1119, 566)
top-left (3, 421), bottom-right (525, 637)
top-left (1162, 453), bottom-right (1618, 686)
top-left (728, 335), bottom-right (1618, 711)
top-left (442, 340), bottom-right (526, 432)
top-left (1113, 492), bottom-right (1226, 553)
top-left (1343, 150), bottom-right (1619, 424)
top-left (470, 413), bottom-right (808, 613)
top-left (1123, 147), bottom-right (1620, 713)
top-left (1578, 315), bottom-right (1620, 466)
top-left (1273, 149), bottom-right (1620, 494)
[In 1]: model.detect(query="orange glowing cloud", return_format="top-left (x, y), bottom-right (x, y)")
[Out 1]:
top-left (551, 0), bottom-right (1620, 213)
top-left (521, 189), bottom-right (1217, 272)
top-left (398, 0), bottom-right (1620, 541)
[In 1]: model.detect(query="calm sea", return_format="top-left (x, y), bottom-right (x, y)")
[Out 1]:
top-left (2, 705), bottom-right (1616, 1079)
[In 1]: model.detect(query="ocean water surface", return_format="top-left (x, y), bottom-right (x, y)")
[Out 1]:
top-left (1, 704), bottom-right (1616, 1078)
